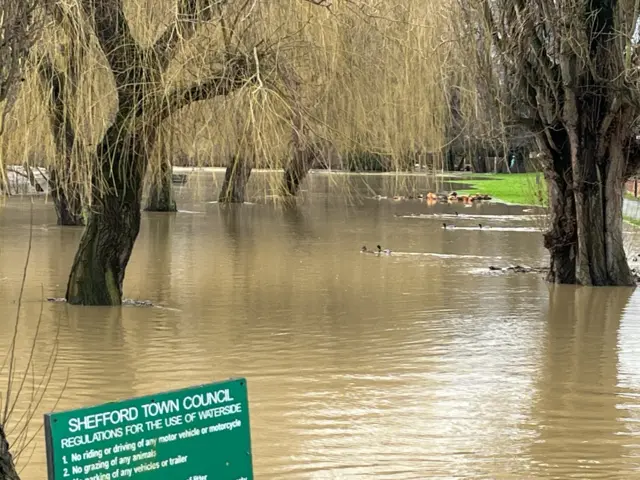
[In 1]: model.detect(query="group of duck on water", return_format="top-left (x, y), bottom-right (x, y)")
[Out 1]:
top-left (440, 210), bottom-right (487, 229)
top-left (361, 223), bottom-right (487, 255)
top-left (361, 245), bottom-right (393, 255)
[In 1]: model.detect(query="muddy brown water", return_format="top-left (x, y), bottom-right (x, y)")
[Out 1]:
top-left (1, 172), bottom-right (640, 479)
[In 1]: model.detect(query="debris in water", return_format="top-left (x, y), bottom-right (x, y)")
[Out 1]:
top-left (47, 297), bottom-right (155, 307)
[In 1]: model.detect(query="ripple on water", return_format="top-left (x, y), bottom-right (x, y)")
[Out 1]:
top-left (2, 189), bottom-right (640, 479)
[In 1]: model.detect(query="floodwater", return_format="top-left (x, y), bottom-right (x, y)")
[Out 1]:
top-left (2, 171), bottom-right (640, 479)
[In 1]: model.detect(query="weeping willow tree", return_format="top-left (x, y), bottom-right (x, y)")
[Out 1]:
top-left (163, 0), bottom-right (454, 201)
top-left (0, 0), bottom-right (48, 477)
top-left (448, 0), bottom-right (640, 286)
top-left (31, 0), bottom-right (306, 305)
top-left (41, 0), bottom-right (330, 306)
top-left (0, 0), bottom-right (46, 197)
top-left (279, 1), bottom-right (453, 193)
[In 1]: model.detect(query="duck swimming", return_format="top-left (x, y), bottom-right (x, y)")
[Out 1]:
top-left (376, 244), bottom-right (392, 255)
top-left (442, 222), bottom-right (455, 229)
top-left (361, 245), bottom-right (376, 254)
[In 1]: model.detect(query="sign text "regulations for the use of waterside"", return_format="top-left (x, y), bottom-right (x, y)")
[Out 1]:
top-left (44, 378), bottom-right (253, 480)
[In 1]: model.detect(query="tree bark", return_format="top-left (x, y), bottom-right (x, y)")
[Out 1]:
top-left (281, 68), bottom-right (313, 197)
top-left (282, 152), bottom-right (312, 197)
top-left (542, 126), bottom-right (635, 286)
top-left (219, 155), bottom-right (252, 203)
top-left (0, 424), bottom-right (19, 480)
top-left (65, 197), bottom-right (140, 305)
top-left (65, 134), bottom-right (146, 306)
top-left (145, 159), bottom-right (176, 212)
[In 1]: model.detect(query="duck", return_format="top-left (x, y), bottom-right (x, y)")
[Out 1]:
top-left (478, 223), bottom-right (485, 229)
top-left (442, 222), bottom-right (455, 229)
top-left (361, 246), bottom-right (377, 254)
top-left (376, 244), bottom-right (392, 255)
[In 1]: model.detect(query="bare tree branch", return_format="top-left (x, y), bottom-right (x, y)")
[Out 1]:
top-left (153, 0), bottom-right (221, 70)
top-left (159, 75), bottom-right (247, 122)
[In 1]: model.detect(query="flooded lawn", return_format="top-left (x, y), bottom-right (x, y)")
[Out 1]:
top-left (1, 172), bottom-right (640, 479)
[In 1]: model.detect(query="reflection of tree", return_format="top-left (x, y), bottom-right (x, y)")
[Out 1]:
top-left (46, 225), bottom-right (83, 298)
top-left (282, 203), bottom-right (314, 243)
top-left (527, 285), bottom-right (634, 477)
top-left (144, 214), bottom-right (174, 304)
top-left (60, 305), bottom-right (135, 407)
top-left (221, 205), bottom-right (257, 337)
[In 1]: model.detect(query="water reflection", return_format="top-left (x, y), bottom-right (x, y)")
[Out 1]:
top-left (3, 174), bottom-right (640, 479)
top-left (140, 213), bottom-right (174, 302)
top-left (529, 286), bottom-right (635, 479)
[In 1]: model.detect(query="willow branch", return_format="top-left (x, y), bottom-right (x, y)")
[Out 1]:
top-left (37, 58), bottom-right (77, 165)
top-left (153, 0), bottom-right (220, 70)
top-left (158, 75), bottom-right (248, 123)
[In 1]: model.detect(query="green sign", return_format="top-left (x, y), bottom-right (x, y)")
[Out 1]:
top-left (44, 378), bottom-right (252, 480)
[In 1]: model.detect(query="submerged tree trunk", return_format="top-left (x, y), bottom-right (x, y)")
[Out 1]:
top-left (65, 134), bottom-right (146, 306)
top-left (145, 159), bottom-right (176, 212)
top-left (542, 125), bottom-right (635, 286)
top-left (219, 155), bottom-right (252, 203)
top-left (281, 71), bottom-right (315, 197)
top-left (282, 152), bottom-right (311, 197)
top-left (0, 424), bottom-right (19, 480)
top-left (283, 140), bottom-right (320, 196)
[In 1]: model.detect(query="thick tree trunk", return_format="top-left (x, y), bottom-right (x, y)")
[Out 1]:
top-left (65, 136), bottom-right (146, 306)
top-left (219, 155), bottom-right (252, 203)
top-left (283, 142), bottom-right (319, 196)
top-left (0, 424), bottom-right (19, 480)
top-left (49, 167), bottom-right (84, 226)
top-left (543, 128), bottom-right (635, 286)
top-left (65, 192), bottom-right (141, 305)
top-left (282, 75), bottom-right (314, 197)
top-left (145, 160), bottom-right (176, 212)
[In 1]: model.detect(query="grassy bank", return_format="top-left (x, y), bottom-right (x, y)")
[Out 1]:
top-left (455, 173), bottom-right (548, 206)
top-left (625, 217), bottom-right (640, 227)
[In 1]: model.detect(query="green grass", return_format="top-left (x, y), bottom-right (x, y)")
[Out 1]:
top-left (454, 173), bottom-right (548, 206)
top-left (624, 216), bottom-right (640, 227)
